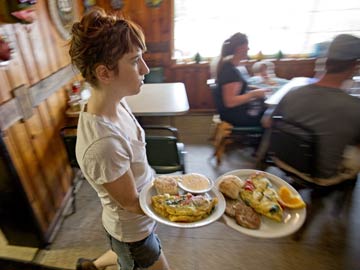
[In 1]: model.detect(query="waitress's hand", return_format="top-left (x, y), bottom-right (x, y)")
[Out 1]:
top-left (250, 88), bottom-right (272, 99)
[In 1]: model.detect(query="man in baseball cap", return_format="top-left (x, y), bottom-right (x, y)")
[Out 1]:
top-left (327, 34), bottom-right (360, 61)
top-left (266, 33), bottom-right (360, 186)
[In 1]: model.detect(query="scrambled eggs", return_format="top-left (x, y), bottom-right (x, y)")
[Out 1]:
top-left (240, 173), bottom-right (283, 222)
top-left (152, 193), bottom-right (218, 222)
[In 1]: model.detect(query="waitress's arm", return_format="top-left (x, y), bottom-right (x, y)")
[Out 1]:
top-left (102, 170), bottom-right (144, 215)
top-left (222, 82), bottom-right (268, 108)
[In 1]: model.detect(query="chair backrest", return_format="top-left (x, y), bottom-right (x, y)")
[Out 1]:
top-left (144, 67), bottom-right (164, 83)
top-left (60, 126), bottom-right (79, 168)
top-left (143, 125), bottom-right (185, 174)
top-left (207, 79), bottom-right (223, 114)
top-left (145, 136), bottom-right (184, 173)
top-left (268, 116), bottom-right (317, 176)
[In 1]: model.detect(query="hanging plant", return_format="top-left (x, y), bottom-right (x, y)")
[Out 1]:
top-left (145, 0), bottom-right (163, 8)
top-left (0, 0), bottom-right (37, 24)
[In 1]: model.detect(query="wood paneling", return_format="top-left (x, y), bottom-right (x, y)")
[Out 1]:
top-left (0, 0), bottom-right (78, 243)
top-left (273, 59), bottom-right (315, 79)
top-left (171, 63), bottom-right (214, 111)
top-left (122, 0), bottom-right (173, 66)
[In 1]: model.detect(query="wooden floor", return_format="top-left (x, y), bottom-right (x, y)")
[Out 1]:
top-left (1, 113), bottom-right (359, 270)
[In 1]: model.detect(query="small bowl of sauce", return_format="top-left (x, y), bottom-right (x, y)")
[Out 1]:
top-left (178, 173), bottom-right (213, 194)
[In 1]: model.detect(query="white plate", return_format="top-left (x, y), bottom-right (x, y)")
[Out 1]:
top-left (139, 180), bottom-right (226, 228)
top-left (215, 169), bottom-right (306, 238)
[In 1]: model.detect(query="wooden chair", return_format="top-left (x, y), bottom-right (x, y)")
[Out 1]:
top-left (207, 79), bottom-right (263, 165)
top-left (210, 118), bottom-right (262, 165)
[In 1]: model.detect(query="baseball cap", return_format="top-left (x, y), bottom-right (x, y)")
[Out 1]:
top-left (327, 34), bottom-right (360, 60)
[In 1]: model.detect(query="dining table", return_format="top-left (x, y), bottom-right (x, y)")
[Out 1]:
top-left (265, 77), bottom-right (318, 106)
top-left (65, 82), bottom-right (189, 118)
top-left (125, 82), bottom-right (189, 116)
top-left (265, 76), bottom-right (360, 106)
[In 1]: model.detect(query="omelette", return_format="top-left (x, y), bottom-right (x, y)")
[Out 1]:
top-left (151, 193), bottom-right (218, 222)
top-left (240, 172), bottom-right (283, 222)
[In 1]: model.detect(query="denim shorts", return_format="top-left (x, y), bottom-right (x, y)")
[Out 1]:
top-left (108, 232), bottom-right (162, 270)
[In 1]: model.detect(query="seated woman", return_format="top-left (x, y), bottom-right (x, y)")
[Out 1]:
top-left (215, 33), bottom-right (270, 127)
top-left (248, 60), bottom-right (289, 92)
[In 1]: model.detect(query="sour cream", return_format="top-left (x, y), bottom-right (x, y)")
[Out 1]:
top-left (179, 173), bottom-right (212, 193)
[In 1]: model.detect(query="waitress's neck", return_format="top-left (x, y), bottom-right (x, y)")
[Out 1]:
top-left (86, 87), bottom-right (123, 118)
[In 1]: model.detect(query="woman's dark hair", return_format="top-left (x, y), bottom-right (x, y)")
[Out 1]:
top-left (216, 32), bottom-right (248, 78)
top-left (69, 7), bottom-right (146, 87)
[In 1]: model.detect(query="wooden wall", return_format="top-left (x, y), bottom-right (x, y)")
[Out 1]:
top-left (0, 0), bottom-right (80, 242)
top-left (171, 63), bottom-right (213, 110)
top-left (95, 0), bottom-right (173, 68)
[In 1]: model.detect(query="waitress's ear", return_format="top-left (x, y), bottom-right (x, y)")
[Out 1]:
top-left (95, 64), bottom-right (113, 84)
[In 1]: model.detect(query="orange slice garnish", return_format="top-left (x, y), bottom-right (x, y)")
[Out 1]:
top-left (277, 186), bottom-right (306, 209)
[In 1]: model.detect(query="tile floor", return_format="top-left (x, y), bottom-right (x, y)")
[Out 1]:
top-left (1, 114), bottom-right (359, 270)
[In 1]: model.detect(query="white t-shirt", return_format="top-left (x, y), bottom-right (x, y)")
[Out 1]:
top-left (76, 99), bottom-right (156, 242)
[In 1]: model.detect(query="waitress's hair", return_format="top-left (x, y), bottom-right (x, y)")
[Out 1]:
top-left (69, 7), bottom-right (146, 87)
top-left (216, 32), bottom-right (248, 78)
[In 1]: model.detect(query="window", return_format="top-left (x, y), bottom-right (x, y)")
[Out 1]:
top-left (174, 0), bottom-right (360, 59)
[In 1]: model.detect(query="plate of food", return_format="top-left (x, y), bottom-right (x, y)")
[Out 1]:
top-left (215, 169), bottom-right (306, 238)
top-left (140, 174), bottom-right (226, 228)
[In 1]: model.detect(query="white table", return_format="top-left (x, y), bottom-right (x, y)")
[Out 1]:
top-left (265, 77), bottom-right (318, 106)
top-left (265, 77), bottom-right (360, 106)
top-left (65, 82), bottom-right (189, 119)
top-left (125, 82), bottom-right (189, 116)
